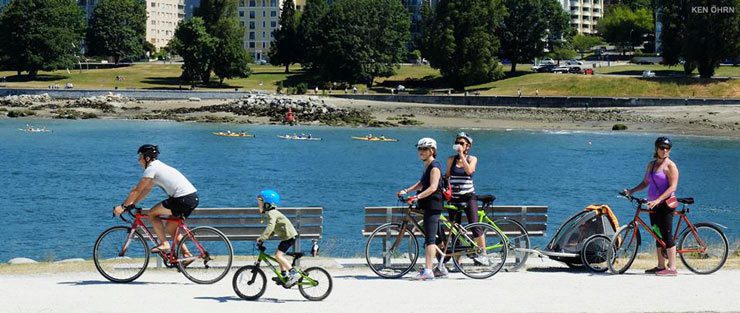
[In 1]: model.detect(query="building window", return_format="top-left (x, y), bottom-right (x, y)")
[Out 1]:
top-left (249, 42), bottom-right (255, 48)
top-left (270, 10), bottom-right (277, 17)
top-left (239, 0), bottom-right (245, 6)
top-left (270, 21), bottom-right (276, 27)
top-left (296, 5), bottom-right (301, 11)
top-left (249, 11), bottom-right (255, 18)
top-left (262, 21), bottom-right (265, 28)
top-left (151, 20), bottom-right (156, 25)
top-left (249, 32), bottom-right (255, 40)
top-left (151, 1), bottom-right (156, 7)
top-left (249, 0), bottom-right (256, 7)
top-left (249, 21), bottom-right (255, 29)
top-left (240, 21), bottom-right (245, 27)
top-left (239, 11), bottom-right (244, 17)
top-left (270, 0), bottom-right (277, 6)
top-left (262, 31), bottom-right (265, 39)
top-left (262, 42), bottom-right (266, 48)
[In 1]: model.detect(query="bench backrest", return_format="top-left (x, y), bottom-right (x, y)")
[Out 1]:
top-left (142, 207), bottom-right (323, 240)
top-left (363, 205), bottom-right (548, 236)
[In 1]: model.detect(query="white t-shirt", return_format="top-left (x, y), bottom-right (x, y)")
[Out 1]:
top-left (142, 160), bottom-right (197, 198)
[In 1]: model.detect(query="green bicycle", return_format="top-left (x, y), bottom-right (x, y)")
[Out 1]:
top-left (365, 195), bottom-right (508, 279)
top-left (444, 194), bottom-right (530, 272)
top-left (232, 243), bottom-right (333, 301)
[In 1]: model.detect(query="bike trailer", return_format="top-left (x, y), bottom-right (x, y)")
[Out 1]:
top-left (539, 205), bottom-right (619, 266)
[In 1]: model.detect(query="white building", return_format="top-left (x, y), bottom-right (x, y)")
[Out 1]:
top-left (236, 0), bottom-right (305, 62)
top-left (147, 0), bottom-right (186, 50)
top-left (561, 0), bottom-right (604, 34)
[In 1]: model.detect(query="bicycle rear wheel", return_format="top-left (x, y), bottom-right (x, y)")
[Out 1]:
top-left (365, 223), bottom-right (419, 278)
top-left (93, 226), bottom-right (149, 283)
top-left (608, 224), bottom-right (640, 274)
top-left (452, 223), bottom-right (507, 279)
top-left (232, 265), bottom-right (267, 300)
top-left (581, 234), bottom-right (610, 273)
top-left (493, 218), bottom-right (530, 272)
top-left (678, 223), bottom-right (729, 274)
top-left (177, 226), bottom-right (233, 284)
top-left (298, 267), bottom-right (333, 301)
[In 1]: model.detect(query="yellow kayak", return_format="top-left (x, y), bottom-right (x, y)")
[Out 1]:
top-left (352, 136), bottom-right (398, 142)
top-left (213, 132), bottom-right (254, 137)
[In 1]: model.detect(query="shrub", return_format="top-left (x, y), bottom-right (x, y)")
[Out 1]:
top-left (612, 123), bottom-right (628, 130)
top-left (295, 83), bottom-right (308, 95)
top-left (7, 110), bottom-right (36, 117)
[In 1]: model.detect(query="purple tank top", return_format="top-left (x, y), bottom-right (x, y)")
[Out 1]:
top-left (647, 162), bottom-right (670, 201)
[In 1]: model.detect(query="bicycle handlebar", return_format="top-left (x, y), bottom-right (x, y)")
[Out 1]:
top-left (619, 191), bottom-right (647, 204)
top-left (113, 206), bottom-right (141, 223)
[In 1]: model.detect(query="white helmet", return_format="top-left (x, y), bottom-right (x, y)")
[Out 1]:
top-left (416, 137), bottom-right (437, 149)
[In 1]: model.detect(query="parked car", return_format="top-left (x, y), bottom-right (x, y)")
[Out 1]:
top-left (255, 59), bottom-right (268, 65)
top-left (535, 64), bottom-right (557, 72)
top-left (567, 66), bottom-right (584, 74)
top-left (539, 58), bottom-right (556, 65)
top-left (642, 70), bottom-right (656, 78)
top-left (564, 59), bottom-right (584, 66)
top-left (552, 66), bottom-right (570, 73)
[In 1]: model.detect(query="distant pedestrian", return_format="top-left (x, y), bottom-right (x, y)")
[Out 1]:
top-left (517, 88), bottom-right (522, 97)
top-left (353, 86), bottom-right (358, 94)
top-left (314, 86), bottom-right (319, 95)
top-left (535, 89), bottom-right (539, 96)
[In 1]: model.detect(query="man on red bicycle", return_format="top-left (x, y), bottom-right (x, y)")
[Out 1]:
top-left (113, 144), bottom-right (200, 257)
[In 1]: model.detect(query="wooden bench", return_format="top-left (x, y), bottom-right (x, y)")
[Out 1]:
top-left (143, 207), bottom-right (323, 266)
top-left (363, 204), bottom-right (548, 237)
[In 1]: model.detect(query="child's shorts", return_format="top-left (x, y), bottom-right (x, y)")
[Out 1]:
top-left (277, 237), bottom-right (296, 253)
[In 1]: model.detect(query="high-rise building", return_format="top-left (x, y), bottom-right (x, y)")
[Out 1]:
top-left (237, 0), bottom-right (305, 62)
top-left (0, 0), bottom-right (11, 10)
top-left (183, 0), bottom-right (200, 18)
top-left (561, 0), bottom-right (604, 34)
top-left (146, 0), bottom-right (186, 50)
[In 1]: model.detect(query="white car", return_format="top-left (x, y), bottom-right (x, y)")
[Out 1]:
top-left (642, 70), bottom-right (656, 78)
top-left (539, 58), bottom-right (556, 65)
top-left (564, 59), bottom-right (584, 66)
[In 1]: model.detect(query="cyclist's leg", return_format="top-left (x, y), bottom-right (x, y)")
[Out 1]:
top-left (166, 193), bottom-right (199, 256)
top-left (648, 212), bottom-right (666, 269)
top-left (423, 209), bottom-right (441, 270)
top-left (149, 202), bottom-right (173, 251)
top-left (655, 203), bottom-right (677, 270)
top-left (275, 237), bottom-right (296, 272)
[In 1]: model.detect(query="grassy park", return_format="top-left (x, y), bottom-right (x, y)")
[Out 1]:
top-left (1, 63), bottom-right (738, 98)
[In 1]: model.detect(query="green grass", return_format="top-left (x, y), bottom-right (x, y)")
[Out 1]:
top-left (594, 64), bottom-right (740, 78)
top-left (1, 63), bottom-right (738, 98)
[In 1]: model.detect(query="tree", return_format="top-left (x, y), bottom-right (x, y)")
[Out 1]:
top-left (212, 18), bottom-right (252, 84)
top-left (0, 0), bottom-right (85, 78)
top-left (313, 0), bottom-right (410, 85)
top-left (498, 0), bottom-right (571, 73)
top-left (269, 0), bottom-right (300, 73)
top-left (549, 46), bottom-right (577, 64)
top-left (296, 0), bottom-right (329, 69)
top-left (597, 5), bottom-right (653, 54)
top-left (168, 18), bottom-right (216, 86)
top-left (661, 0), bottom-right (739, 78)
top-left (571, 34), bottom-right (604, 59)
top-left (421, 0), bottom-right (507, 89)
top-left (86, 0), bottom-right (147, 63)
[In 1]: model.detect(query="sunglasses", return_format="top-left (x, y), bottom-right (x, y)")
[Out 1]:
top-left (417, 147), bottom-right (431, 151)
top-left (455, 141), bottom-right (467, 145)
top-left (657, 145), bottom-right (671, 150)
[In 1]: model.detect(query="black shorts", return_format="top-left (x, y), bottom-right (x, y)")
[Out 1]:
top-left (161, 193), bottom-right (199, 218)
top-left (277, 237), bottom-right (296, 253)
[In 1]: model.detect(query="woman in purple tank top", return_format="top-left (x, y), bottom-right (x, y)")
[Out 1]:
top-left (623, 137), bottom-right (680, 276)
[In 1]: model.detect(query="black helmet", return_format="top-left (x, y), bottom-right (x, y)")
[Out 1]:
top-left (654, 137), bottom-right (672, 148)
top-left (137, 144), bottom-right (159, 159)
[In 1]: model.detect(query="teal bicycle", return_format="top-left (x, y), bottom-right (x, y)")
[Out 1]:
top-left (232, 243), bottom-right (333, 301)
top-left (444, 194), bottom-right (530, 272)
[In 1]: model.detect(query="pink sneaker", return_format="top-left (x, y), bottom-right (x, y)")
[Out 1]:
top-left (656, 268), bottom-right (677, 276)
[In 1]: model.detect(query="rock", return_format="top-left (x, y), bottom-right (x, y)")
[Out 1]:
top-left (0, 93), bottom-right (52, 107)
top-left (54, 258), bottom-right (86, 263)
top-left (8, 257), bottom-right (38, 264)
top-left (188, 97), bottom-right (201, 102)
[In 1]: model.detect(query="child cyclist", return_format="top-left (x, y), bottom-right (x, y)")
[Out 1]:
top-left (256, 189), bottom-right (300, 285)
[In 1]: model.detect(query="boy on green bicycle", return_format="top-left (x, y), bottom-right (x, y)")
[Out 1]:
top-left (256, 189), bottom-right (300, 285)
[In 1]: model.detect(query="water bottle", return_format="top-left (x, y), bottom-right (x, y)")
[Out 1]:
top-left (453, 144), bottom-right (462, 152)
top-left (651, 224), bottom-right (662, 239)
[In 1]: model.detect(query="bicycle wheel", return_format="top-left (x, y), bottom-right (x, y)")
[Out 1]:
top-left (678, 223), bottom-right (729, 274)
top-left (177, 226), bottom-right (233, 284)
top-left (232, 265), bottom-right (267, 301)
top-left (493, 218), bottom-right (530, 272)
top-left (365, 223), bottom-right (419, 278)
top-left (452, 223), bottom-right (507, 279)
top-left (298, 267), bottom-right (333, 301)
top-left (608, 224), bottom-right (640, 274)
top-left (93, 226), bottom-right (149, 283)
top-left (581, 234), bottom-right (610, 273)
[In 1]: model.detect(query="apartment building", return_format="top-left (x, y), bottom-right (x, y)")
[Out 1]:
top-left (237, 0), bottom-right (305, 62)
top-left (561, 0), bottom-right (604, 34)
top-left (147, 0), bottom-right (186, 50)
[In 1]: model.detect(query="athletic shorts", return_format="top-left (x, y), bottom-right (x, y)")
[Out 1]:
top-left (278, 237), bottom-right (296, 253)
top-left (161, 192), bottom-right (199, 218)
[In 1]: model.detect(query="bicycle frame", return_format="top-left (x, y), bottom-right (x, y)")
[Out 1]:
top-left (120, 210), bottom-right (207, 266)
top-left (625, 202), bottom-right (708, 255)
top-left (253, 247), bottom-right (319, 287)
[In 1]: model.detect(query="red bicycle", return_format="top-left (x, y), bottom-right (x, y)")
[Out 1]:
top-left (608, 192), bottom-right (729, 274)
top-left (93, 207), bottom-right (233, 284)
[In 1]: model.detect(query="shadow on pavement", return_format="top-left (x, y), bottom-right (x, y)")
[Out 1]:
top-left (194, 296), bottom-right (305, 303)
top-left (58, 280), bottom-right (187, 286)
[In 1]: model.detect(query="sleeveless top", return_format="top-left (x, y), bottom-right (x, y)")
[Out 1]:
top-left (647, 161), bottom-right (671, 201)
top-left (449, 155), bottom-right (475, 197)
top-left (418, 160), bottom-right (444, 211)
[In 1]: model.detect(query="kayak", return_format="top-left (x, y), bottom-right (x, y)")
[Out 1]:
top-left (277, 135), bottom-right (322, 141)
top-left (213, 132), bottom-right (254, 137)
top-left (351, 136), bottom-right (398, 142)
top-left (19, 128), bottom-right (52, 133)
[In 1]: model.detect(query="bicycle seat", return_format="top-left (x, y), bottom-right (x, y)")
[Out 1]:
top-left (677, 197), bottom-right (694, 204)
top-left (158, 215), bottom-right (184, 220)
top-left (477, 194), bottom-right (495, 205)
top-left (286, 252), bottom-right (304, 260)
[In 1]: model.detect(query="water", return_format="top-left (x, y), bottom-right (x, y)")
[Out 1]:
top-left (1, 119), bottom-right (738, 261)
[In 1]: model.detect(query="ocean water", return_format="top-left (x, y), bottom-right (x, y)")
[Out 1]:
top-left (1, 119), bottom-right (738, 261)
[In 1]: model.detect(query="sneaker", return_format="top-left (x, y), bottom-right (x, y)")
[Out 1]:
top-left (644, 267), bottom-right (665, 274)
top-left (656, 268), bottom-right (677, 276)
top-left (285, 269), bottom-right (300, 286)
top-left (433, 265), bottom-right (448, 277)
top-left (473, 254), bottom-right (490, 266)
top-left (448, 265), bottom-right (461, 273)
top-left (414, 268), bottom-right (435, 281)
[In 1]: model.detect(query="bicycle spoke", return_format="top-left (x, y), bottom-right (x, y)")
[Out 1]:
top-left (452, 223), bottom-right (506, 279)
top-left (178, 226), bottom-right (233, 284)
top-left (678, 224), bottom-right (728, 274)
top-left (608, 225), bottom-right (639, 274)
top-left (232, 265), bottom-right (266, 300)
top-left (298, 267), bottom-right (333, 301)
top-left (93, 226), bottom-right (149, 283)
top-left (365, 223), bottom-right (419, 278)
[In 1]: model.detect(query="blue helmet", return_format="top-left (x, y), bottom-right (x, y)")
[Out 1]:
top-left (258, 189), bottom-right (280, 206)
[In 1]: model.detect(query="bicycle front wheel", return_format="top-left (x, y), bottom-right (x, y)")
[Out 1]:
top-left (298, 267), bottom-right (333, 301)
top-left (232, 265), bottom-right (267, 300)
top-left (365, 223), bottom-right (419, 278)
top-left (608, 224), bottom-right (640, 274)
top-left (93, 226), bottom-right (149, 283)
top-left (678, 223), bottom-right (729, 274)
top-left (452, 223), bottom-right (507, 279)
top-left (177, 226), bottom-right (233, 284)
top-left (493, 218), bottom-right (530, 272)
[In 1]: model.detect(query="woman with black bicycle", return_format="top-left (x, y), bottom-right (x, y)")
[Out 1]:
top-left (623, 137), bottom-right (679, 276)
top-left (398, 137), bottom-right (444, 281)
